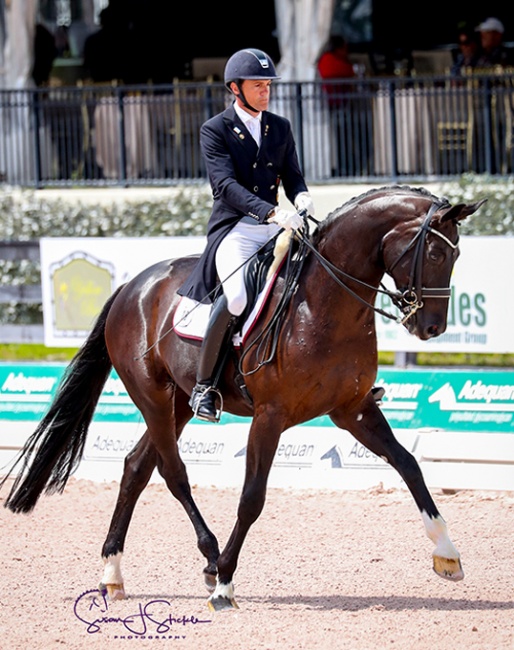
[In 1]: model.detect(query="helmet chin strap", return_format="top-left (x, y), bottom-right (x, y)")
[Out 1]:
top-left (235, 83), bottom-right (258, 114)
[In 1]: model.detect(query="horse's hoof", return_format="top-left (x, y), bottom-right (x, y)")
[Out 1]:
top-left (433, 555), bottom-right (464, 581)
top-left (207, 595), bottom-right (239, 612)
top-left (203, 571), bottom-right (217, 593)
top-left (99, 581), bottom-right (126, 600)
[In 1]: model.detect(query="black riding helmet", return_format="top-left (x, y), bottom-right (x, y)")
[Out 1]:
top-left (224, 48), bottom-right (280, 112)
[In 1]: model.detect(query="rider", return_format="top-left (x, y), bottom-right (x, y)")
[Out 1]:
top-left (177, 47), bottom-right (314, 422)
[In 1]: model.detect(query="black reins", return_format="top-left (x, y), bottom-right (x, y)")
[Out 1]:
top-left (238, 214), bottom-right (312, 375)
top-left (135, 220), bottom-right (305, 362)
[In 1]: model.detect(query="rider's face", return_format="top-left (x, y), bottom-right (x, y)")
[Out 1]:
top-left (232, 79), bottom-right (272, 114)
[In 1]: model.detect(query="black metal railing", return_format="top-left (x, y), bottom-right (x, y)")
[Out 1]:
top-left (1, 71), bottom-right (513, 188)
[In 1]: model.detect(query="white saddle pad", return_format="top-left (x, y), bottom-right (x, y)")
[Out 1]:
top-left (173, 273), bottom-right (277, 348)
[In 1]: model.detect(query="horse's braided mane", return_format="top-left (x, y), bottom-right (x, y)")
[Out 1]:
top-left (312, 184), bottom-right (449, 245)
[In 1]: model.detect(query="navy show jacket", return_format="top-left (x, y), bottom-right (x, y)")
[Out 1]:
top-left (177, 103), bottom-right (308, 304)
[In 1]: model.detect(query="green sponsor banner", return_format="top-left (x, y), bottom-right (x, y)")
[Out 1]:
top-left (0, 363), bottom-right (142, 424)
top-left (376, 368), bottom-right (514, 433)
top-left (0, 364), bottom-right (513, 433)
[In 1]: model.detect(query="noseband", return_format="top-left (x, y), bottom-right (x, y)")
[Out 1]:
top-left (387, 201), bottom-right (459, 323)
top-left (299, 200), bottom-right (459, 324)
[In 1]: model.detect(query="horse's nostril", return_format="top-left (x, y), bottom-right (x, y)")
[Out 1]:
top-left (427, 324), bottom-right (439, 337)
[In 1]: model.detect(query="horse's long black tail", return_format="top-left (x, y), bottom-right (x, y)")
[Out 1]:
top-left (0, 287), bottom-right (124, 514)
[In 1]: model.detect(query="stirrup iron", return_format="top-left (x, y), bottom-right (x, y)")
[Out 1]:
top-left (190, 385), bottom-right (224, 423)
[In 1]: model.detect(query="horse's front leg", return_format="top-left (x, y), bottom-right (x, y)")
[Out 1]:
top-left (208, 411), bottom-right (283, 612)
top-left (331, 397), bottom-right (464, 582)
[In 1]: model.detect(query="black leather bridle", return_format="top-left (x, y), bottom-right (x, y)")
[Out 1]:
top-left (386, 201), bottom-right (459, 323)
top-left (299, 200), bottom-right (459, 325)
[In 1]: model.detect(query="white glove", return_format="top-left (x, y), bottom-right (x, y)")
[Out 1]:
top-left (269, 209), bottom-right (303, 231)
top-left (294, 191), bottom-right (315, 217)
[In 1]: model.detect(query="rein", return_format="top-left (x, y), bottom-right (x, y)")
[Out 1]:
top-left (138, 201), bottom-right (456, 369)
top-left (298, 200), bottom-right (458, 325)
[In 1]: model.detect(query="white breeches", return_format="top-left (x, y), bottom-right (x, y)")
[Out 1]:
top-left (215, 221), bottom-right (280, 316)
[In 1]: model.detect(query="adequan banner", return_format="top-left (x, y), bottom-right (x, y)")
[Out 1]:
top-left (1, 364), bottom-right (513, 433)
top-left (39, 236), bottom-right (514, 353)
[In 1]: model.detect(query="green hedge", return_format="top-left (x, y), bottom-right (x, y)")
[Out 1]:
top-left (0, 185), bottom-right (212, 239)
top-left (440, 174), bottom-right (514, 236)
top-left (0, 185), bottom-right (212, 324)
top-left (1, 173), bottom-right (512, 242)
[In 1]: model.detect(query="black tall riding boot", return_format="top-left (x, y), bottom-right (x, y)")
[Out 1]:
top-left (189, 294), bottom-right (234, 422)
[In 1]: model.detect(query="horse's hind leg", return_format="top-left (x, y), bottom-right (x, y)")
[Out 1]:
top-left (99, 432), bottom-right (157, 600)
top-left (331, 401), bottom-right (464, 582)
top-left (141, 390), bottom-right (221, 592)
top-left (100, 393), bottom-right (220, 599)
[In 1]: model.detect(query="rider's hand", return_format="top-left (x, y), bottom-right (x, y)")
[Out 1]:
top-left (268, 209), bottom-right (303, 231)
top-left (294, 192), bottom-right (315, 217)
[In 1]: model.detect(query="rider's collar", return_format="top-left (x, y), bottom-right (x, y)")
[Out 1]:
top-left (234, 101), bottom-right (262, 126)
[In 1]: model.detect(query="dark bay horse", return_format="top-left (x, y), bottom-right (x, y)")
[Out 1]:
top-left (1, 185), bottom-right (484, 611)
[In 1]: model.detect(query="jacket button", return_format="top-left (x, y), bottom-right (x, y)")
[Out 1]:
top-left (253, 162), bottom-right (257, 168)
top-left (253, 186), bottom-right (259, 192)
top-left (270, 185), bottom-right (275, 190)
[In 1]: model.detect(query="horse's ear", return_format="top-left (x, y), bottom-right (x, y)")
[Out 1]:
top-left (439, 198), bottom-right (487, 224)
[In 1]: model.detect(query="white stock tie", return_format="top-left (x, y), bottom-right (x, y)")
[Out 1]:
top-left (247, 118), bottom-right (261, 146)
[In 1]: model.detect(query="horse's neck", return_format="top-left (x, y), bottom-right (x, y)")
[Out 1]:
top-left (314, 219), bottom-right (385, 289)
top-left (296, 242), bottom-right (382, 337)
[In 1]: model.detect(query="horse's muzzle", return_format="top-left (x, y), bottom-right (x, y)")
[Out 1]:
top-left (408, 316), bottom-right (447, 340)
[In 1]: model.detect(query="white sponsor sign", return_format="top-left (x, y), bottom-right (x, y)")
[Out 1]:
top-left (40, 236), bottom-right (514, 352)
top-left (40, 237), bottom-right (205, 347)
top-left (4, 419), bottom-right (514, 492)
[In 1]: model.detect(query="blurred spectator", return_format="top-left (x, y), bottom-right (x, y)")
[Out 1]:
top-left (317, 35), bottom-right (369, 177)
top-left (450, 27), bottom-right (481, 76)
top-left (317, 35), bottom-right (356, 107)
top-left (474, 17), bottom-right (514, 68)
top-left (32, 23), bottom-right (57, 87)
top-left (317, 35), bottom-right (356, 81)
top-left (83, 5), bottom-right (130, 83)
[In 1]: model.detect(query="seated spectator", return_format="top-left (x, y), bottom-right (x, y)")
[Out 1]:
top-left (474, 17), bottom-right (514, 68)
top-left (317, 35), bottom-right (369, 177)
top-left (450, 27), bottom-right (481, 76)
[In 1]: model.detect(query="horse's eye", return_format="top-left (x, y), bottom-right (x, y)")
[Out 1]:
top-left (428, 248), bottom-right (445, 263)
